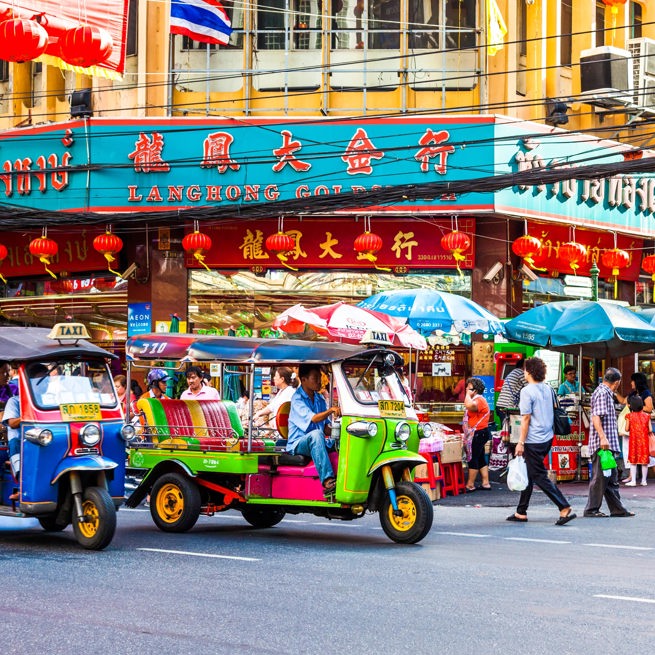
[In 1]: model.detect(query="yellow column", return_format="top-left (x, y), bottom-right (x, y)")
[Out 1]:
top-left (642, 1), bottom-right (655, 41)
top-left (146, 0), bottom-right (170, 117)
top-left (570, 0), bottom-right (596, 131)
top-left (11, 62), bottom-right (31, 125)
top-left (524, 0), bottom-right (543, 120)
top-left (45, 65), bottom-right (66, 121)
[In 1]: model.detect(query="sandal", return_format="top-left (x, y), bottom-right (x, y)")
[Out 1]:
top-left (465, 486), bottom-right (477, 493)
top-left (506, 513), bottom-right (528, 522)
top-left (555, 510), bottom-right (577, 526)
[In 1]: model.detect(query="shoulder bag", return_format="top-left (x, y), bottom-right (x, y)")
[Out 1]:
top-left (551, 388), bottom-right (571, 436)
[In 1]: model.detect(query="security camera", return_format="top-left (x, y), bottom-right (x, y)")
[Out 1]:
top-left (120, 262), bottom-right (138, 279)
top-left (520, 263), bottom-right (538, 282)
top-left (482, 261), bottom-right (504, 283)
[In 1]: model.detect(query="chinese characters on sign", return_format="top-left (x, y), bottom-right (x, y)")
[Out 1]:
top-left (189, 218), bottom-right (476, 271)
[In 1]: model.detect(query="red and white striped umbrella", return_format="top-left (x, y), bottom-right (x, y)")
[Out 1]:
top-left (273, 302), bottom-right (427, 350)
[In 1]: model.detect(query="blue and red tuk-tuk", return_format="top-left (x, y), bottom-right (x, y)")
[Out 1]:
top-left (0, 323), bottom-right (136, 549)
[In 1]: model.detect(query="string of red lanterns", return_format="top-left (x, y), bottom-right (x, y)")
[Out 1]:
top-left (642, 254), bottom-right (655, 281)
top-left (353, 217), bottom-right (390, 271)
top-left (601, 247), bottom-right (630, 298)
top-left (558, 241), bottom-right (588, 275)
top-left (511, 234), bottom-right (542, 270)
top-left (0, 10), bottom-right (113, 69)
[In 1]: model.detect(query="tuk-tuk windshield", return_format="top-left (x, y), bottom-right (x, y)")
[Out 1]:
top-left (344, 363), bottom-right (410, 406)
top-left (27, 360), bottom-right (118, 410)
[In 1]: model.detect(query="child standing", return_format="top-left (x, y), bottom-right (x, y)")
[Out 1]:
top-left (624, 395), bottom-right (651, 487)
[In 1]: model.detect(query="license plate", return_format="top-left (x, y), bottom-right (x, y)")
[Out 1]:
top-left (60, 403), bottom-right (102, 421)
top-left (378, 400), bottom-right (406, 418)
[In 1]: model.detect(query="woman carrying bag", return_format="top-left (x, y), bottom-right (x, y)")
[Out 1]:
top-left (507, 357), bottom-right (576, 526)
top-left (463, 377), bottom-right (492, 492)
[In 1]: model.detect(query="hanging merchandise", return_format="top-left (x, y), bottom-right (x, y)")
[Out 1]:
top-left (265, 217), bottom-right (296, 270)
top-left (0, 17), bottom-right (49, 62)
top-left (0, 243), bottom-right (7, 283)
top-left (29, 230), bottom-right (58, 279)
top-left (354, 216), bottom-right (390, 271)
top-left (182, 221), bottom-right (213, 271)
top-left (93, 228), bottom-right (123, 276)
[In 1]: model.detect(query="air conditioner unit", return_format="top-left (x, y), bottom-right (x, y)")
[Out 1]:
top-left (628, 37), bottom-right (655, 115)
top-left (579, 46), bottom-right (633, 107)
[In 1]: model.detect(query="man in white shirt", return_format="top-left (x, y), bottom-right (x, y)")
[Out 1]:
top-left (180, 366), bottom-right (220, 400)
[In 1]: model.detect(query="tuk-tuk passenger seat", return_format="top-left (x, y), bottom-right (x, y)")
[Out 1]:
top-left (272, 402), bottom-right (310, 465)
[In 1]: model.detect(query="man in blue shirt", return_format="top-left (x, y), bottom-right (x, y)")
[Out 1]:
top-left (584, 367), bottom-right (634, 518)
top-left (287, 364), bottom-right (340, 496)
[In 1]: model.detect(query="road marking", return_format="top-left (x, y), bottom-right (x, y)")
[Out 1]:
top-left (594, 594), bottom-right (655, 604)
top-left (281, 519), bottom-right (307, 524)
top-left (584, 543), bottom-right (653, 551)
top-left (309, 522), bottom-right (361, 527)
top-left (505, 537), bottom-right (571, 544)
top-left (138, 547), bottom-right (260, 561)
top-left (436, 531), bottom-right (489, 538)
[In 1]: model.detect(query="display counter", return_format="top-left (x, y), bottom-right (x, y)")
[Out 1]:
top-left (415, 402), bottom-right (465, 430)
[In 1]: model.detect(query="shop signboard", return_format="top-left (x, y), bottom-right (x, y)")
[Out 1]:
top-left (127, 303), bottom-right (152, 336)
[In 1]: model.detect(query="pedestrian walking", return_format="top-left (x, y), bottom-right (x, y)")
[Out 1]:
top-left (507, 356), bottom-right (576, 525)
top-left (583, 367), bottom-right (635, 518)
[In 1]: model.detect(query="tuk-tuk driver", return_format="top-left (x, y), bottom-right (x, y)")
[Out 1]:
top-left (3, 392), bottom-right (21, 500)
top-left (288, 364), bottom-right (341, 497)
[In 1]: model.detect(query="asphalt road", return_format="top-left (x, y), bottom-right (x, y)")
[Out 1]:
top-left (1, 488), bottom-right (655, 655)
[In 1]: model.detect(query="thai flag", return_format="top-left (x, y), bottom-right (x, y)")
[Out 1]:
top-left (170, 0), bottom-right (233, 46)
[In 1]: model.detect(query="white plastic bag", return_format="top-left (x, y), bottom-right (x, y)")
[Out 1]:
top-left (507, 456), bottom-right (529, 491)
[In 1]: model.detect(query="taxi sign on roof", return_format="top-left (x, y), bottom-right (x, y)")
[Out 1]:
top-left (360, 330), bottom-right (393, 347)
top-left (48, 322), bottom-right (91, 341)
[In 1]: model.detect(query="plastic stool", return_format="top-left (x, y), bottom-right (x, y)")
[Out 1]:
top-left (415, 452), bottom-right (444, 492)
top-left (440, 457), bottom-right (466, 496)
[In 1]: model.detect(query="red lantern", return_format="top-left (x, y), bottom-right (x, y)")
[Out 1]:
top-left (0, 243), bottom-right (7, 283)
top-left (182, 230), bottom-right (213, 271)
top-left (642, 254), bottom-right (655, 281)
top-left (29, 235), bottom-right (58, 278)
top-left (265, 232), bottom-right (296, 270)
top-left (511, 234), bottom-right (542, 269)
top-left (440, 230), bottom-right (470, 274)
top-left (558, 241), bottom-right (587, 274)
top-left (0, 18), bottom-right (49, 63)
top-left (602, 0), bottom-right (627, 8)
top-left (59, 25), bottom-right (113, 68)
top-left (601, 247), bottom-right (630, 298)
top-left (93, 231), bottom-right (123, 276)
top-left (354, 231), bottom-right (390, 271)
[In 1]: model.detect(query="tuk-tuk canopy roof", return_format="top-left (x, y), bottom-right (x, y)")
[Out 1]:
top-left (126, 334), bottom-right (403, 365)
top-left (0, 327), bottom-right (116, 362)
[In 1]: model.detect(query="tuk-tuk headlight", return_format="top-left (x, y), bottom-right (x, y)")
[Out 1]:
top-left (121, 423), bottom-right (137, 442)
top-left (395, 422), bottom-right (411, 443)
top-left (80, 424), bottom-right (101, 447)
top-left (25, 428), bottom-right (53, 446)
top-left (346, 421), bottom-right (378, 438)
top-left (419, 422), bottom-right (433, 438)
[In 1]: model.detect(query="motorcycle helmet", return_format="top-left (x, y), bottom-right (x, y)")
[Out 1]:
top-left (147, 368), bottom-right (169, 386)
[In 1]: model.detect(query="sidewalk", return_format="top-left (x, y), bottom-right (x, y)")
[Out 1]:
top-left (435, 477), bottom-right (655, 508)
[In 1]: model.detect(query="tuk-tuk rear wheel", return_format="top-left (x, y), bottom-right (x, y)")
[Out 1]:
top-left (72, 486), bottom-right (117, 550)
top-left (379, 481), bottom-right (433, 544)
top-left (150, 473), bottom-right (201, 533)
top-left (241, 506), bottom-right (286, 528)
top-left (38, 516), bottom-right (68, 532)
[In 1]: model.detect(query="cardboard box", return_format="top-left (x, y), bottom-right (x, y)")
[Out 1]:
top-left (420, 482), bottom-right (441, 502)
top-left (414, 460), bottom-right (440, 483)
top-left (440, 439), bottom-right (463, 464)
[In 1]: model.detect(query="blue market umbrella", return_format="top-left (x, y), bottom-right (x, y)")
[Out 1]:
top-left (505, 300), bottom-right (655, 359)
top-left (357, 288), bottom-right (506, 336)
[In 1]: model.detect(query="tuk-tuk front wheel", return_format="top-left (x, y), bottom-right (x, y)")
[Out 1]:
top-left (150, 473), bottom-right (201, 533)
top-left (72, 486), bottom-right (117, 550)
top-left (380, 481), bottom-right (433, 544)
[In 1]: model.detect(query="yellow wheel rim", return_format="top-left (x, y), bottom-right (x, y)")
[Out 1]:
top-left (78, 499), bottom-right (100, 538)
top-left (156, 483), bottom-right (185, 524)
top-left (387, 494), bottom-right (417, 533)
